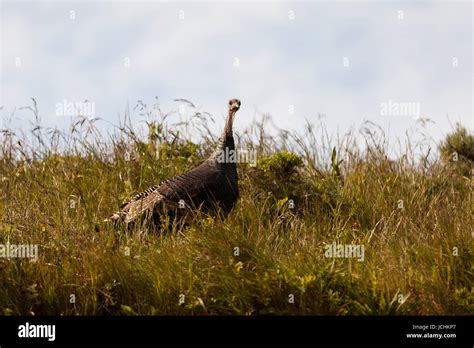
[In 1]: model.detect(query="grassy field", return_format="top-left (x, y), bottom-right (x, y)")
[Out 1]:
top-left (0, 100), bottom-right (472, 315)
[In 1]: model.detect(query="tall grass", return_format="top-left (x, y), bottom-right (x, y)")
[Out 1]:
top-left (0, 99), bottom-right (472, 315)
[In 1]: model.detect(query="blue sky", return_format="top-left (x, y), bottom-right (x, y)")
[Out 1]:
top-left (1, 0), bottom-right (472, 155)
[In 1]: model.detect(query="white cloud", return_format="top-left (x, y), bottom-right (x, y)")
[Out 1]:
top-left (1, 0), bottom-right (471, 152)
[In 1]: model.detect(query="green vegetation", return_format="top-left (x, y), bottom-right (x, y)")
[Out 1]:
top-left (439, 123), bottom-right (474, 162)
top-left (439, 123), bottom-right (474, 177)
top-left (0, 100), bottom-right (472, 315)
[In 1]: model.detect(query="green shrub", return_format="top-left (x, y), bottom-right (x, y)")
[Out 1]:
top-left (439, 124), bottom-right (474, 162)
top-left (257, 150), bottom-right (303, 179)
top-left (0, 101), bottom-right (471, 315)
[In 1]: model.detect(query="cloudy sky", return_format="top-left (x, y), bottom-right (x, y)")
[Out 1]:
top-left (1, 0), bottom-right (472, 154)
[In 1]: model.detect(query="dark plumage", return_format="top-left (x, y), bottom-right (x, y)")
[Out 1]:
top-left (109, 98), bottom-right (241, 227)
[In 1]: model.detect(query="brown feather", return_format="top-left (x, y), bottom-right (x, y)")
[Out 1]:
top-left (107, 98), bottom-right (241, 228)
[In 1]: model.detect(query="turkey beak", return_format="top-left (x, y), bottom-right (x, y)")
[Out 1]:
top-left (230, 101), bottom-right (240, 112)
top-left (230, 103), bottom-right (240, 122)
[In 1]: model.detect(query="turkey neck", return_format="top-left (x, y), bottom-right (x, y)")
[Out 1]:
top-left (209, 108), bottom-right (237, 168)
top-left (210, 134), bottom-right (236, 170)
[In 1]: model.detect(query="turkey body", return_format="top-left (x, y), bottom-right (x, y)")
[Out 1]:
top-left (109, 99), bottom-right (241, 228)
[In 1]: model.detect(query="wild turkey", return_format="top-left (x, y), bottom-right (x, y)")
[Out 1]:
top-left (109, 98), bottom-right (241, 227)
